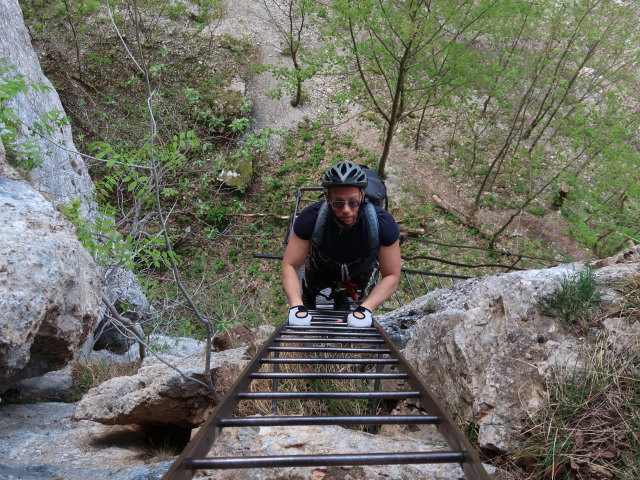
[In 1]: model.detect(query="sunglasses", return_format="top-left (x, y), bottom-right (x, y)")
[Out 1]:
top-left (329, 199), bottom-right (361, 209)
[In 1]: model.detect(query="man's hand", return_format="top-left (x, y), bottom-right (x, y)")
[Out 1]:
top-left (288, 305), bottom-right (312, 326)
top-left (347, 305), bottom-right (372, 327)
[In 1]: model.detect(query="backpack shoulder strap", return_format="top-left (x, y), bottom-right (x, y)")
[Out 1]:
top-left (311, 202), bottom-right (330, 249)
top-left (363, 201), bottom-right (379, 251)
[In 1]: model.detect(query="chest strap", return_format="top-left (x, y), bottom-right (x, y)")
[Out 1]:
top-left (309, 201), bottom-right (379, 282)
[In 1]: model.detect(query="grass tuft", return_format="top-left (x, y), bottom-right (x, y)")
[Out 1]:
top-left (544, 268), bottom-right (603, 332)
top-left (65, 359), bottom-right (140, 402)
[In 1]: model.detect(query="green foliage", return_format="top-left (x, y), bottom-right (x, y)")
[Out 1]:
top-left (543, 268), bottom-right (603, 329)
top-left (327, 0), bottom-right (495, 175)
top-left (59, 199), bottom-right (132, 268)
top-left (0, 58), bottom-right (69, 171)
top-left (452, 0), bottom-right (640, 249)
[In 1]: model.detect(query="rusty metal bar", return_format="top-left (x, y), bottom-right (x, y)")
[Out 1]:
top-left (268, 346), bottom-right (391, 354)
top-left (219, 415), bottom-right (440, 427)
top-left (251, 372), bottom-right (407, 380)
top-left (374, 324), bottom-right (490, 480)
top-left (274, 337), bottom-right (385, 344)
top-left (161, 321), bottom-right (290, 480)
top-left (271, 349), bottom-right (280, 415)
top-left (237, 391), bottom-right (421, 400)
top-left (368, 352), bottom-right (384, 433)
top-left (164, 313), bottom-right (489, 480)
top-left (261, 358), bottom-right (398, 365)
top-left (279, 330), bottom-right (381, 337)
top-left (404, 270), bottom-right (417, 298)
top-left (186, 451), bottom-right (465, 469)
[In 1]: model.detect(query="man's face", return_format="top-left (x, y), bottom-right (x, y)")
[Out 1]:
top-left (327, 186), bottom-right (363, 227)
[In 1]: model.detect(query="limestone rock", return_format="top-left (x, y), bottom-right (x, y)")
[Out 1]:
top-left (74, 347), bottom-right (250, 428)
top-left (0, 177), bottom-right (101, 391)
top-left (0, 402), bottom-right (172, 480)
top-left (593, 244), bottom-right (640, 267)
top-left (1, 0), bottom-right (153, 348)
top-left (0, 0), bottom-right (94, 208)
top-left (1, 367), bottom-right (72, 403)
top-left (217, 154), bottom-right (253, 190)
top-left (378, 259), bottom-right (640, 453)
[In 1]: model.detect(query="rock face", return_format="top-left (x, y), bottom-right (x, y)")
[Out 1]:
top-left (377, 247), bottom-right (640, 452)
top-left (0, 176), bottom-right (101, 391)
top-left (0, 0), bottom-right (152, 356)
top-left (74, 347), bottom-right (250, 429)
top-left (0, 0), bottom-right (94, 208)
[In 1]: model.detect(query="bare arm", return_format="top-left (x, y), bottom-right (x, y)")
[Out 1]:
top-left (359, 240), bottom-right (401, 312)
top-left (281, 232), bottom-right (311, 307)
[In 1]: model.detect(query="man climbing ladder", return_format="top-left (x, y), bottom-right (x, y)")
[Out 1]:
top-left (281, 162), bottom-right (401, 327)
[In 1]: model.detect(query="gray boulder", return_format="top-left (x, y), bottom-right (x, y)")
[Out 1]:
top-left (378, 247), bottom-right (640, 452)
top-left (74, 347), bottom-right (250, 428)
top-left (0, 402), bottom-right (172, 480)
top-left (0, 176), bottom-right (101, 391)
top-left (1, 0), bottom-right (153, 353)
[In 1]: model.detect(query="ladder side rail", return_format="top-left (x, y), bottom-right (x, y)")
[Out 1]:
top-left (373, 323), bottom-right (491, 480)
top-left (162, 321), bottom-right (289, 480)
top-left (271, 350), bottom-right (280, 414)
top-left (403, 270), bottom-right (417, 300)
top-left (283, 187), bottom-right (323, 245)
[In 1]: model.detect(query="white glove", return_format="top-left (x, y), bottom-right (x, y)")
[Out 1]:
top-left (347, 306), bottom-right (372, 327)
top-left (288, 305), bottom-right (312, 326)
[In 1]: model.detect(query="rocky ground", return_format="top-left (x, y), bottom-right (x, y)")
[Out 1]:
top-left (0, 402), bottom-right (171, 480)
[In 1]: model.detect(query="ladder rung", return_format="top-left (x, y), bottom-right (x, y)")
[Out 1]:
top-left (274, 338), bottom-right (384, 344)
top-left (162, 316), bottom-right (491, 480)
top-left (280, 331), bottom-right (381, 337)
top-left (219, 415), bottom-right (440, 427)
top-left (310, 324), bottom-right (375, 330)
top-left (237, 391), bottom-right (421, 400)
top-left (269, 347), bottom-right (390, 353)
top-left (261, 358), bottom-right (398, 364)
top-left (250, 372), bottom-right (408, 379)
top-left (286, 325), bottom-right (376, 331)
top-left (186, 451), bottom-right (465, 469)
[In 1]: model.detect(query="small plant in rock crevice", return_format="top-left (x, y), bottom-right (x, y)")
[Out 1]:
top-left (65, 359), bottom-right (140, 402)
top-left (543, 268), bottom-right (603, 333)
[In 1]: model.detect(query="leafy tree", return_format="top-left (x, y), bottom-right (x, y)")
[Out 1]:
top-left (467, 0), bottom-right (639, 216)
top-left (260, 0), bottom-right (317, 107)
top-left (328, 0), bottom-right (499, 178)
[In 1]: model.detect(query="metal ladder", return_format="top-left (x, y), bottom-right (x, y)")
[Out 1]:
top-left (163, 309), bottom-right (490, 480)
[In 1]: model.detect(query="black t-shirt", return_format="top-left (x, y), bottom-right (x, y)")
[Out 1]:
top-left (293, 201), bottom-right (400, 266)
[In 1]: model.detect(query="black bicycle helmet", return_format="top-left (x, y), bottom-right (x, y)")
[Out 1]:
top-left (320, 162), bottom-right (368, 190)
